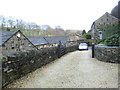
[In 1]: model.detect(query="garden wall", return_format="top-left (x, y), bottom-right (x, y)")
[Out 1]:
top-left (94, 46), bottom-right (120, 63)
top-left (2, 45), bottom-right (78, 87)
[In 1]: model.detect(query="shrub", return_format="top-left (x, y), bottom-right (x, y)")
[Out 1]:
top-left (97, 24), bottom-right (119, 39)
top-left (98, 39), bottom-right (106, 44)
top-left (85, 33), bottom-right (91, 39)
top-left (104, 34), bottom-right (120, 46)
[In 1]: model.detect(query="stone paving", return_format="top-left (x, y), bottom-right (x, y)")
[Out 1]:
top-left (6, 50), bottom-right (118, 88)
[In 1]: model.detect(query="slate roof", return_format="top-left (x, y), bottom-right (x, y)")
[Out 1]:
top-left (44, 36), bottom-right (68, 44)
top-left (27, 36), bottom-right (68, 46)
top-left (27, 37), bottom-right (49, 46)
top-left (0, 30), bottom-right (19, 45)
top-left (0, 30), bottom-right (68, 46)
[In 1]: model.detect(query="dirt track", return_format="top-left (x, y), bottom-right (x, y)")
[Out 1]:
top-left (6, 50), bottom-right (118, 88)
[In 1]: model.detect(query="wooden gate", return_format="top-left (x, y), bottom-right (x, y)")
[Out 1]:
top-left (57, 41), bottom-right (66, 58)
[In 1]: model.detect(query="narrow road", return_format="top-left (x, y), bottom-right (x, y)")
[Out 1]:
top-left (6, 50), bottom-right (118, 88)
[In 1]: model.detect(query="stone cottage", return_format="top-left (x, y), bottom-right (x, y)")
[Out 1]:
top-left (90, 12), bottom-right (119, 42)
top-left (0, 30), bottom-right (37, 56)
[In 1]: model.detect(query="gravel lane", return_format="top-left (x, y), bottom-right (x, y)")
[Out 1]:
top-left (6, 50), bottom-right (118, 88)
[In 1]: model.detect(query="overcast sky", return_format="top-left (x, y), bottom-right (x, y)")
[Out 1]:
top-left (0, 0), bottom-right (118, 31)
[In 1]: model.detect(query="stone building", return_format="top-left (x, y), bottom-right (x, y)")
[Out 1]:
top-left (90, 12), bottom-right (119, 42)
top-left (1, 30), bottom-right (37, 56)
top-left (67, 34), bottom-right (83, 46)
top-left (27, 37), bottom-right (49, 49)
top-left (27, 36), bottom-right (69, 49)
top-left (68, 34), bottom-right (81, 42)
top-left (44, 36), bottom-right (69, 47)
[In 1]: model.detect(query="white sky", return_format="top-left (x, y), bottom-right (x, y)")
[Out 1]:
top-left (0, 0), bottom-right (118, 31)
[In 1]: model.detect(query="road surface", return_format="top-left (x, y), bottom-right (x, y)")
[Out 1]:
top-left (6, 50), bottom-right (118, 88)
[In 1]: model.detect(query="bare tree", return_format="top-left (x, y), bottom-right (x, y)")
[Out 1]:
top-left (7, 16), bottom-right (15, 28)
top-left (41, 25), bottom-right (52, 30)
top-left (0, 15), bottom-right (6, 31)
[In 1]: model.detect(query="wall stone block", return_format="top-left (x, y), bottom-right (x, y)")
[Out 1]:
top-left (94, 46), bottom-right (120, 63)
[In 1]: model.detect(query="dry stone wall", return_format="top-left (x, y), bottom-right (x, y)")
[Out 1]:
top-left (94, 46), bottom-right (120, 63)
top-left (2, 45), bottom-right (78, 87)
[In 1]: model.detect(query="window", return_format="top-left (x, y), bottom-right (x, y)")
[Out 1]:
top-left (11, 41), bottom-right (14, 43)
top-left (29, 44), bottom-right (31, 46)
top-left (99, 32), bottom-right (102, 34)
top-left (107, 19), bottom-right (108, 21)
top-left (17, 33), bottom-right (21, 37)
top-left (99, 31), bottom-right (102, 39)
top-left (11, 47), bottom-right (14, 49)
top-left (2, 44), bottom-right (5, 47)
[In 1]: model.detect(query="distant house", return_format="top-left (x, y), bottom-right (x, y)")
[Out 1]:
top-left (68, 34), bottom-right (83, 41)
top-left (1, 30), bottom-right (37, 56)
top-left (90, 12), bottom-right (120, 42)
top-left (66, 34), bottom-right (83, 46)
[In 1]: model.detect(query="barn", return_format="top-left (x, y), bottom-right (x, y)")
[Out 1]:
top-left (27, 37), bottom-right (49, 49)
top-left (27, 36), bottom-right (69, 49)
top-left (1, 30), bottom-right (37, 56)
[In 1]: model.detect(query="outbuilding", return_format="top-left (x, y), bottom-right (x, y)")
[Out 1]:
top-left (1, 30), bottom-right (37, 56)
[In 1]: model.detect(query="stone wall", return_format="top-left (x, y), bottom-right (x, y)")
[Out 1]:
top-left (2, 45), bottom-right (78, 87)
top-left (94, 46), bottom-right (120, 63)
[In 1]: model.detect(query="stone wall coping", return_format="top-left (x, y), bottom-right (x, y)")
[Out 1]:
top-left (95, 45), bottom-right (120, 48)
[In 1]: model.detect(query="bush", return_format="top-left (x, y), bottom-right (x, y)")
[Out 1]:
top-left (98, 39), bottom-right (106, 44)
top-left (104, 34), bottom-right (120, 46)
top-left (97, 24), bottom-right (119, 39)
top-left (85, 33), bottom-right (91, 39)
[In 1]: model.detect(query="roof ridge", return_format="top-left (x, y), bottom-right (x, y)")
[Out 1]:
top-left (1, 30), bottom-right (20, 45)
